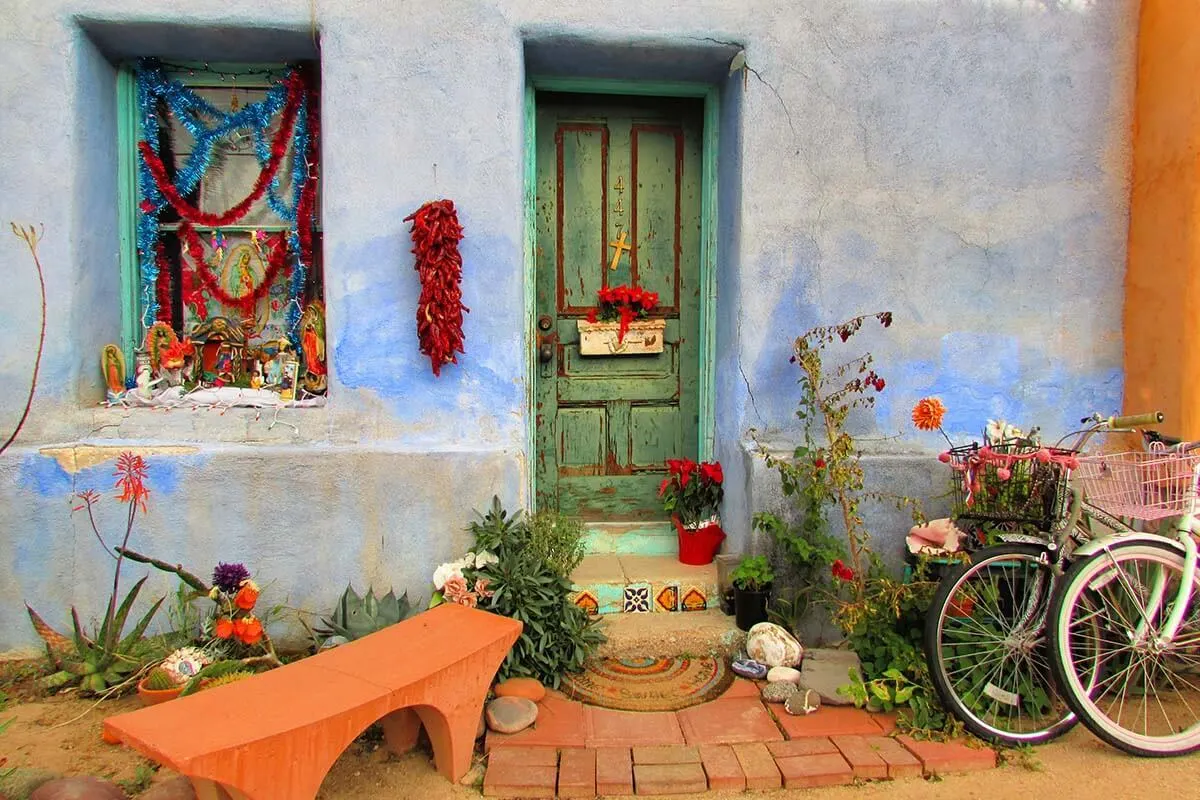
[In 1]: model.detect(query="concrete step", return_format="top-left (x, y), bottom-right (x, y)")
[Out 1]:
top-left (583, 521), bottom-right (676, 556)
top-left (593, 608), bottom-right (746, 659)
top-left (569, 554), bottom-right (720, 615)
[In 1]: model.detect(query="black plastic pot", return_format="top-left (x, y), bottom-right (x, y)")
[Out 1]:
top-left (734, 583), bottom-right (772, 631)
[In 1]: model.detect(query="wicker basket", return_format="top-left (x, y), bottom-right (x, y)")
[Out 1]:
top-left (947, 443), bottom-right (1077, 530)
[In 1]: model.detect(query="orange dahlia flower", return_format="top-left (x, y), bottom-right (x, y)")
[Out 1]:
top-left (912, 397), bottom-right (947, 431)
top-left (234, 579), bottom-right (260, 611)
top-left (233, 616), bottom-right (264, 646)
top-left (214, 617), bottom-right (234, 639)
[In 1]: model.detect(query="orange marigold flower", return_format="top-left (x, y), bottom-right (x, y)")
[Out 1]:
top-left (214, 617), bottom-right (234, 639)
top-left (911, 397), bottom-right (947, 432)
top-left (234, 616), bottom-right (264, 646)
top-left (234, 580), bottom-right (260, 611)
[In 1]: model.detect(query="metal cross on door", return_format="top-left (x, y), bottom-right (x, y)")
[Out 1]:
top-left (533, 93), bottom-right (704, 520)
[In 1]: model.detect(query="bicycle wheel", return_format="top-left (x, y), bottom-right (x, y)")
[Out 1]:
top-left (925, 543), bottom-right (1077, 744)
top-left (1049, 539), bottom-right (1200, 756)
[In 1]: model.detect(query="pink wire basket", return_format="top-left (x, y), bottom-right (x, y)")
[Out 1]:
top-left (1075, 450), bottom-right (1200, 521)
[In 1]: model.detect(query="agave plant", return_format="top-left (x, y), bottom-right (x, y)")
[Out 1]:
top-left (314, 585), bottom-right (412, 643)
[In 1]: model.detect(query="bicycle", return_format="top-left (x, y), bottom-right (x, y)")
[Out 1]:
top-left (924, 411), bottom-right (1163, 745)
top-left (1047, 439), bottom-right (1200, 756)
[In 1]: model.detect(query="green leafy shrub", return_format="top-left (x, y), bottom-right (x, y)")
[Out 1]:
top-left (731, 555), bottom-right (774, 591)
top-left (526, 510), bottom-right (588, 579)
top-left (446, 497), bottom-right (604, 688)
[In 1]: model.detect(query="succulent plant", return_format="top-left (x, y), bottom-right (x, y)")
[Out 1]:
top-left (315, 585), bottom-right (413, 643)
top-left (142, 667), bottom-right (178, 691)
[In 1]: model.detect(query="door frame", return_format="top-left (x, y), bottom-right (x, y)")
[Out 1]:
top-left (523, 77), bottom-right (719, 509)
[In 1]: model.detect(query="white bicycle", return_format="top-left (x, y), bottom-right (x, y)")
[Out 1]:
top-left (1048, 444), bottom-right (1200, 756)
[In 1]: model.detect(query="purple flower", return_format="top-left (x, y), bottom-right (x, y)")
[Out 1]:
top-left (212, 562), bottom-right (250, 594)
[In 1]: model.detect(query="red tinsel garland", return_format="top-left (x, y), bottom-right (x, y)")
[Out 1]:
top-left (178, 222), bottom-right (291, 314)
top-left (138, 72), bottom-right (303, 228)
top-left (295, 67), bottom-right (320, 279)
top-left (404, 200), bottom-right (468, 376)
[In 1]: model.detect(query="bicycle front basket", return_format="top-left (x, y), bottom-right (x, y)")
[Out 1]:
top-left (1075, 450), bottom-right (1200, 521)
top-left (947, 443), bottom-right (1077, 529)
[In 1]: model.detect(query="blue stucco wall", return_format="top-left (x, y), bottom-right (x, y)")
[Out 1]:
top-left (0, 0), bottom-right (1136, 650)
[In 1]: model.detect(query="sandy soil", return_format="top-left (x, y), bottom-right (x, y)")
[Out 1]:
top-left (4, 662), bottom-right (1199, 800)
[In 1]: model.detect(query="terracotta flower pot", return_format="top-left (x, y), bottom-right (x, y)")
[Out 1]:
top-left (673, 515), bottom-right (726, 565)
top-left (136, 677), bottom-right (183, 706)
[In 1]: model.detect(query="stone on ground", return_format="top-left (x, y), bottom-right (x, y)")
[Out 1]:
top-left (784, 688), bottom-right (821, 716)
top-left (766, 666), bottom-right (801, 684)
top-left (0, 768), bottom-right (61, 800)
top-left (731, 659), bottom-right (767, 680)
top-left (29, 776), bottom-right (127, 800)
top-left (760, 682), bottom-right (798, 704)
top-left (485, 696), bottom-right (539, 734)
top-left (745, 622), bottom-right (803, 668)
top-left (799, 648), bottom-right (862, 706)
top-left (139, 777), bottom-right (196, 800)
top-left (494, 677), bottom-right (546, 703)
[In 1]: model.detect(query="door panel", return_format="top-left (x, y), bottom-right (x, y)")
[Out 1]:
top-left (534, 93), bottom-right (703, 521)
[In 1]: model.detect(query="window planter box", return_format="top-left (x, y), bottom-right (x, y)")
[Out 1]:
top-left (577, 319), bottom-right (666, 356)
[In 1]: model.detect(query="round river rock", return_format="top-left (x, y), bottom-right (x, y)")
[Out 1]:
top-left (746, 622), bottom-right (803, 668)
top-left (486, 696), bottom-right (539, 734)
top-left (30, 776), bottom-right (128, 800)
top-left (766, 666), bottom-right (802, 684)
top-left (760, 681), bottom-right (798, 704)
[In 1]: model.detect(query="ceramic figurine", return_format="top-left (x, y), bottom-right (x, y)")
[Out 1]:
top-left (143, 321), bottom-right (178, 373)
top-left (158, 340), bottom-right (195, 387)
top-left (135, 364), bottom-right (162, 400)
top-left (101, 344), bottom-right (126, 395)
top-left (250, 371), bottom-right (263, 390)
top-left (299, 301), bottom-right (327, 395)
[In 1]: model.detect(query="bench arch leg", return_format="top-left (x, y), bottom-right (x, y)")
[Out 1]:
top-left (414, 702), bottom-right (482, 782)
top-left (190, 778), bottom-right (251, 800)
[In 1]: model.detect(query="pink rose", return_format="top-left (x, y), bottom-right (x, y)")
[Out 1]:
top-left (443, 575), bottom-right (470, 603)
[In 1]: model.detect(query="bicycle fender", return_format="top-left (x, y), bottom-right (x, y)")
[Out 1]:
top-left (1071, 531), bottom-right (1186, 559)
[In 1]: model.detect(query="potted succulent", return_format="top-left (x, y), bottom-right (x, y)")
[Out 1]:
top-left (659, 458), bottom-right (726, 565)
top-left (731, 555), bottom-right (774, 631)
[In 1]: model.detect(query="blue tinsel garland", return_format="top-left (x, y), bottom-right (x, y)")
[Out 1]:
top-left (134, 59), bottom-right (311, 343)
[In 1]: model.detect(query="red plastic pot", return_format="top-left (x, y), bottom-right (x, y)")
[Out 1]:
top-left (673, 515), bottom-right (726, 566)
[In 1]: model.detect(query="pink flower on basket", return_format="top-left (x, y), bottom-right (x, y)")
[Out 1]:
top-left (1036, 448), bottom-right (1052, 463)
top-left (996, 467), bottom-right (1011, 481)
top-left (938, 451), bottom-right (951, 463)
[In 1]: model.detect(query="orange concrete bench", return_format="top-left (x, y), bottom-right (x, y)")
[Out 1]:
top-left (103, 603), bottom-right (522, 800)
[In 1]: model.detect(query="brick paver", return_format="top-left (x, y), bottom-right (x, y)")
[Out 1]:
top-left (677, 698), bottom-right (785, 745)
top-left (865, 736), bottom-right (923, 779)
top-left (585, 706), bottom-right (686, 748)
top-left (767, 738), bottom-right (840, 758)
top-left (897, 735), bottom-right (996, 775)
top-left (774, 752), bottom-right (855, 789)
top-left (720, 678), bottom-right (763, 699)
top-left (557, 748), bottom-right (597, 799)
top-left (486, 693), bottom-right (587, 750)
top-left (483, 747), bottom-right (558, 798)
top-left (830, 735), bottom-right (888, 779)
top-left (698, 744), bottom-right (746, 792)
top-left (731, 742), bottom-right (782, 790)
top-left (634, 763), bottom-right (709, 795)
top-left (772, 705), bottom-right (887, 739)
top-left (595, 747), bottom-right (634, 796)
top-left (632, 745), bottom-right (700, 764)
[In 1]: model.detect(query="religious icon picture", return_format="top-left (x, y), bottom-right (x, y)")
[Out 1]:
top-left (278, 356), bottom-right (299, 402)
top-left (100, 344), bottom-right (126, 396)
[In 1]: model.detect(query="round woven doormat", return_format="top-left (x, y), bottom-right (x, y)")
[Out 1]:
top-left (560, 656), bottom-right (734, 712)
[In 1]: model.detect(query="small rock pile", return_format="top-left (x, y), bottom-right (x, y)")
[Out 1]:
top-left (484, 677), bottom-right (547, 735)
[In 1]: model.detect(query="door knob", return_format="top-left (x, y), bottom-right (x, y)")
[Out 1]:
top-left (538, 343), bottom-right (554, 363)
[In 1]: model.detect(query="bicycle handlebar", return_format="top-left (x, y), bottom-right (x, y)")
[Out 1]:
top-left (1078, 411), bottom-right (1164, 428)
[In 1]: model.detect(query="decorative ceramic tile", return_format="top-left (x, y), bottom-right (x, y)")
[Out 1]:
top-left (571, 590), bottom-right (600, 616)
top-left (653, 583), bottom-right (680, 613)
top-left (623, 583), bottom-right (651, 613)
top-left (680, 586), bottom-right (708, 612)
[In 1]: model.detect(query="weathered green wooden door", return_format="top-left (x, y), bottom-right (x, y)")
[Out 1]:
top-left (534, 93), bottom-right (703, 520)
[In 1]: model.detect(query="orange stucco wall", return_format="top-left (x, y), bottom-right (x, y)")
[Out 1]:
top-left (1124, 0), bottom-right (1200, 438)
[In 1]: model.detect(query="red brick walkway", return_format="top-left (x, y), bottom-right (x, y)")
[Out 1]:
top-left (483, 679), bottom-right (996, 796)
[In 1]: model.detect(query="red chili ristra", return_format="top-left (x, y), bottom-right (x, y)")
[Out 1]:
top-left (404, 199), bottom-right (468, 376)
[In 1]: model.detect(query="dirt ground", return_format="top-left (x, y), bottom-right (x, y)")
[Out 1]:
top-left (4, 661), bottom-right (1200, 800)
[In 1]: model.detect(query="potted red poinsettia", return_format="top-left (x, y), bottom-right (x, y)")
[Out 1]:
top-left (579, 284), bottom-right (665, 355)
top-left (660, 458), bottom-right (726, 565)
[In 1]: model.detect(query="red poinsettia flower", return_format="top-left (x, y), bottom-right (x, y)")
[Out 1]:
top-left (586, 308), bottom-right (598, 323)
top-left (659, 477), bottom-right (672, 497)
top-left (640, 291), bottom-right (659, 311)
top-left (700, 461), bottom-right (724, 485)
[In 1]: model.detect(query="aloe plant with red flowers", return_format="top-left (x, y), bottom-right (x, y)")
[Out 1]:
top-left (25, 452), bottom-right (165, 695)
top-left (659, 458), bottom-right (724, 526)
top-left (586, 284), bottom-right (659, 343)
